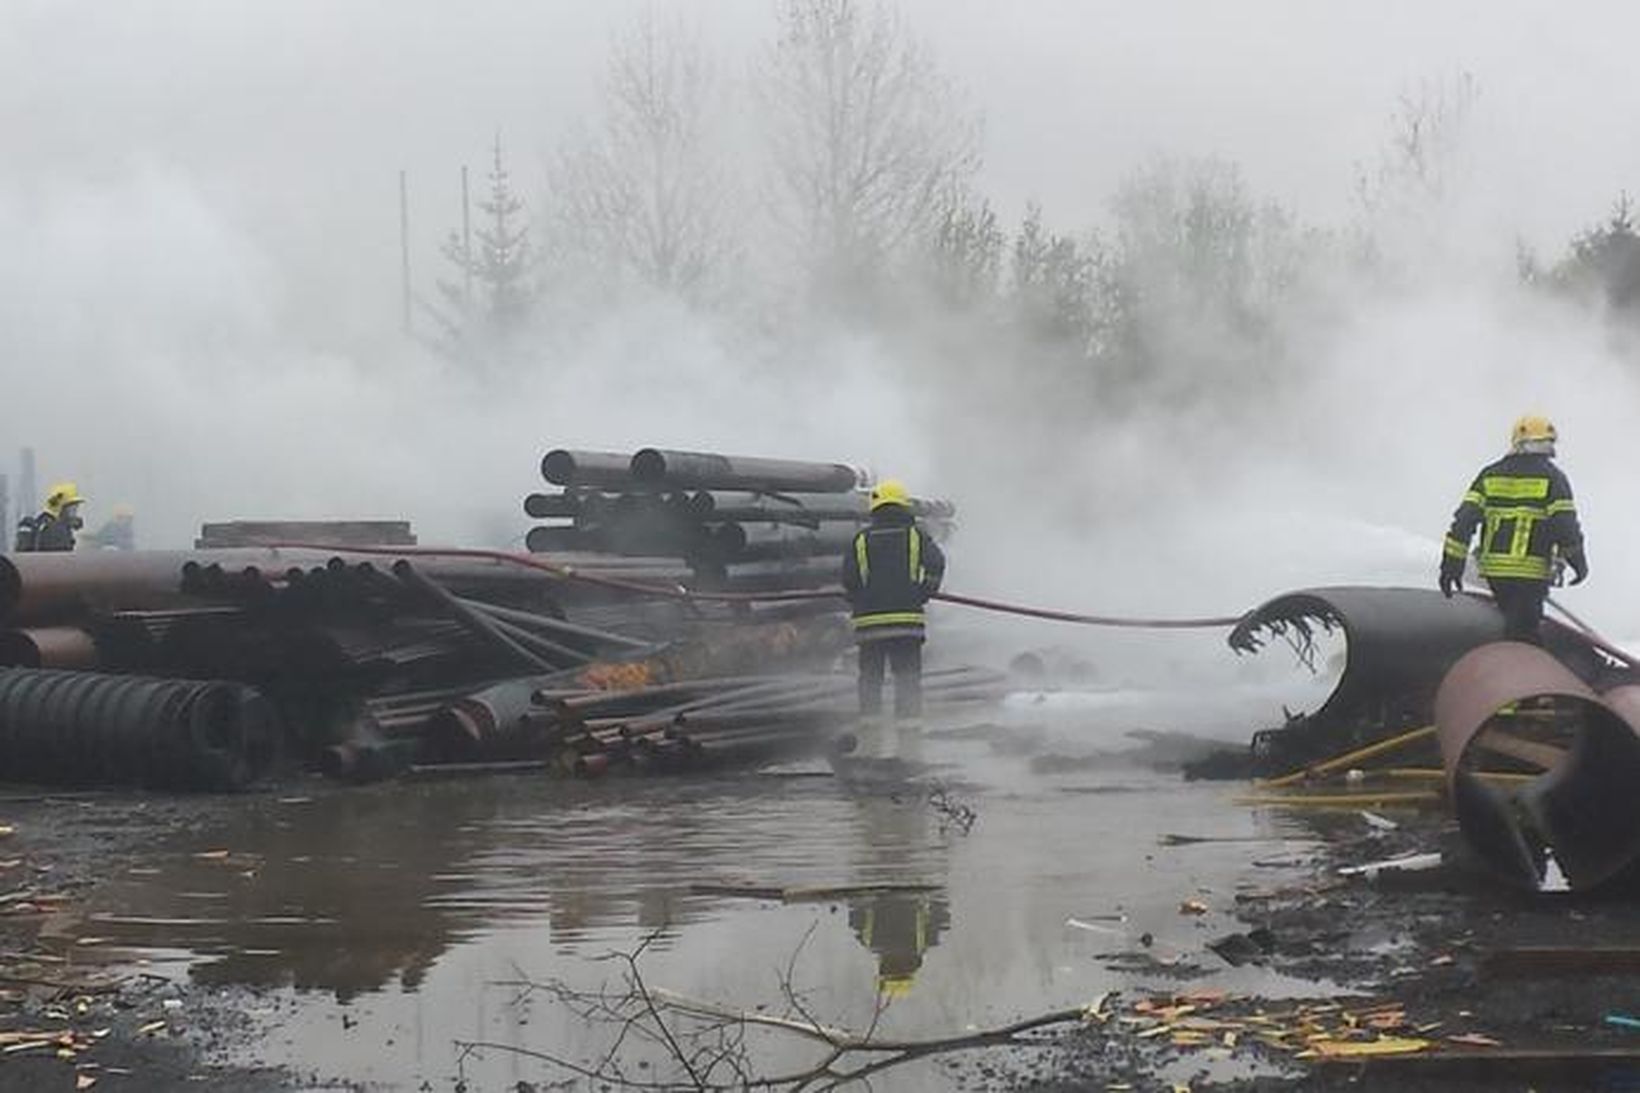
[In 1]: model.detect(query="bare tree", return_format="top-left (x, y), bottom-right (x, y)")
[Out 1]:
top-left (757, 0), bottom-right (980, 303)
top-left (1353, 72), bottom-right (1479, 248)
top-left (546, 11), bottom-right (734, 302)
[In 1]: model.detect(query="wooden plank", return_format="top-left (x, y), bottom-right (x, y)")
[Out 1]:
top-left (1315, 1047), bottom-right (1640, 1084)
top-left (1483, 947), bottom-right (1640, 978)
top-left (1472, 727), bottom-right (1568, 771)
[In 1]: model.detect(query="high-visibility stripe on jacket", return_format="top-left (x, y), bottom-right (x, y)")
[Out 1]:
top-left (840, 509), bottom-right (946, 635)
top-left (1446, 452), bottom-right (1585, 582)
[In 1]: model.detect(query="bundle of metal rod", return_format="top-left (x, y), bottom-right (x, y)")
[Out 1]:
top-left (0, 666), bottom-right (280, 790)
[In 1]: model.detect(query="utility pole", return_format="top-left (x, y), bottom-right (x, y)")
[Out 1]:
top-left (18, 447), bottom-right (36, 523)
top-left (461, 164), bottom-right (473, 308)
top-left (399, 169), bottom-right (412, 335)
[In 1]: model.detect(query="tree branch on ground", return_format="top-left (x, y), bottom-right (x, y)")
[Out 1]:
top-left (456, 927), bottom-right (1093, 1091)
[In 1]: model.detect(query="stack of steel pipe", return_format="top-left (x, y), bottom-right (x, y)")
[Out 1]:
top-left (526, 447), bottom-right (954, 594)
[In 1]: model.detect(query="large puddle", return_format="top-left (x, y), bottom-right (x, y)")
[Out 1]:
top-left (43, 691), bottom-right (1334, 1089)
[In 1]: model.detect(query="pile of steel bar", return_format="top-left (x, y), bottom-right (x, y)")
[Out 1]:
top-left (408, 664), bottom-right (1008, 776)
top-left (526, 447), bottom-right (954, 588)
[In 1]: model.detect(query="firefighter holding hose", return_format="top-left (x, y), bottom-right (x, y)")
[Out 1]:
top-left (842, 479), bottom-right (946, 729)
top-left (1440, 415), bottom-right (1587, 643)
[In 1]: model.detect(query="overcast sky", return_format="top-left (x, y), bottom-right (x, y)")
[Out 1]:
top-left (9, 1), bottom-right (1640, 336)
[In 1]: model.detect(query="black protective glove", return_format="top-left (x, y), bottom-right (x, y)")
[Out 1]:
top-left (1568, 551), bottom-right (1589, 586)
top-left (1438, 555), bottom-right (1465, 598)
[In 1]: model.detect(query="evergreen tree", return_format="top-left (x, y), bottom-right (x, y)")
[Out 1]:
top-left (428, 134), bottom-right (534, 365)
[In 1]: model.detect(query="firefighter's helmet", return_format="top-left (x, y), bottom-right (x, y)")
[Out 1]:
top-left (43, 482), bottom-right (85, 517)
top-left (1511, 415), bottom-right (1557, 451)
top-left (869, 479), bottom-right (911, 512)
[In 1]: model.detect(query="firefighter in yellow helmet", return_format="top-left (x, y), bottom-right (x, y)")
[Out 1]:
top-left (1440, 415), bottom-right (1587, 643)
top-left (841, 479), bottom-right (946, 723)
top-left (14, 482), bottom-right (86, 553)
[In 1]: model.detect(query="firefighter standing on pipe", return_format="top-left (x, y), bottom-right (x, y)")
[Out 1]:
top-left (1440, 415), bottom-right (1588, 643)
top-left (14, 482), bottom-right (87, 553)
top-left (841, 479), bottom-right (946, 740)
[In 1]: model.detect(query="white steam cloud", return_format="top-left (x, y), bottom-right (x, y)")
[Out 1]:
top-left (4, 0), bottom-right (1640, 685)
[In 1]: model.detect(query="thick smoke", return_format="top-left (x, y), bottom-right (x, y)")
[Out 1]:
top-left (4, 0), bottom-right (1640, 677)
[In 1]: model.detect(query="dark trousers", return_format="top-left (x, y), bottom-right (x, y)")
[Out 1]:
top-left (858, 637), bottom-right (923, 719)
top-left (1487, 578), bottom-right (1549, 645)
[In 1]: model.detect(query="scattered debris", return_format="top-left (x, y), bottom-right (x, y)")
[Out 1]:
top-left (1337, 851), bottom-right (1443, 879)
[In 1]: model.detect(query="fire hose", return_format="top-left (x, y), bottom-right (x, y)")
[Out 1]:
top-left (254, 542), bottom-right (1628, 645)
top-left (255, 542), bottom-right (1243, 629)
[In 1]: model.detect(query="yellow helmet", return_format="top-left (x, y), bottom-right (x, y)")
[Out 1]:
top-left (43, 482), bottom-right (85, 516)
top-left (1511, 415), bottom-right (1557, 450)
top-left (869, 479), bottom-right (911, 512)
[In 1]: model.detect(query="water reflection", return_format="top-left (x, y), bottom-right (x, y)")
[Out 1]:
top-left (62, 775), bottom-right (964, 1005)
top-left (844, 790), bottom-right (952, 1000)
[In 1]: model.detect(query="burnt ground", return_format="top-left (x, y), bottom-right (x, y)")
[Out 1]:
top-left (0, 790), bottom-right (290, 1091)
top-left (999, 811), bottom-right (1640, 1093)
top-left (0, 778), bottom-right (1637, 1092)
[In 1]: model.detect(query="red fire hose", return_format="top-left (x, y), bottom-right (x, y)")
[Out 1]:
top-left (256, 542), bottom-right (1243, 629)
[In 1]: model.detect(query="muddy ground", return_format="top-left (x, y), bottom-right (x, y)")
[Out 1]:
top-left (0, 705), bottom-right (1636, 1092)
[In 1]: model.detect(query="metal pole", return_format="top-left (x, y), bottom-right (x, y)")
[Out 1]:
top-left (399, 170), bottom-right (412, 335)
top-left (391, 559), bottom-right (552, 673)
top-left (18, 447), bottom-right (36, 522)
top-left (461, 164), bottom-right (473, 307)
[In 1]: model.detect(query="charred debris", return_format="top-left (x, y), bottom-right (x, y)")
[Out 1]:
top-left (0, 447), bottom-right (983, 793)
top-left (1218, 585), bottom-right (1640, 894)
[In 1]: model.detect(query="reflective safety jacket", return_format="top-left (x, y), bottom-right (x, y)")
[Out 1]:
top-left (840, 508), bottom-right (946, 640)
top-left (1445, 452), bottom-right (1585, 582)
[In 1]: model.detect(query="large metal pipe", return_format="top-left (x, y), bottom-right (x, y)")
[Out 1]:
top-left (455, 597), bottom-right (651, 650)
top-left (0, 667), bottom-right (279, 790)
top-left (0, 548), bottom-right (341, 624)
top-left (391, 561), bottom-right (553, 674)
top-left (630, 449), bottom-right (865, 494)
top-left (1229, 587), bottom-right (1605, 767)
top-left (692, 491), bottom-right (955, 523)
top-left (1435, 642), bottom-right (1640, 891)
top-left (0, 626), bottom-right (99, 670)
top-left (541, 449), bottom-right (637, 490)
top-left (524, 492), bottom-right (583, 519)
top-left (428, 679), bottom-right (558, 762)
top-left (525, 525), bottom-right (602, 554)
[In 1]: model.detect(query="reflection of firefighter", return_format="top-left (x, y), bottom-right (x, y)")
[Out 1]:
top-left (848, 889), bottom-right (950, 999)
top-left (845, 793), bottom-right (951, 999)
top-left (14, 482), bottom-right (86, 553)
top-left (82, 504), bottom-right (136, 550)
